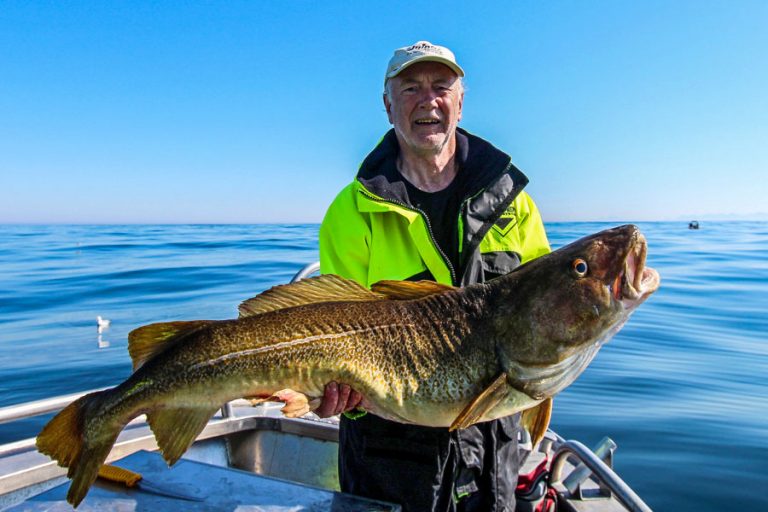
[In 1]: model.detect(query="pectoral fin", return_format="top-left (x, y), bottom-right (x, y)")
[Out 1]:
top-left (147, 405), bottom-right (220, 466)
top-left (521, 397), bottom-right (552, 447)
top-left (450, 373), bottom-right (509, 431)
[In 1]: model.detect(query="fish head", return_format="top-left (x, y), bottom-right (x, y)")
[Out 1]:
top-left (491, 224), bottom-right (660, 398)
top-left (555, 223), bottom-right (660, 318)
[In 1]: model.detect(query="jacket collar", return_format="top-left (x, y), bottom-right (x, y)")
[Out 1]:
top-left (356, 127), bottom-right (516, 206)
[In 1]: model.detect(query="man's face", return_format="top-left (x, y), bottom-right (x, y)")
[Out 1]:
top-left (384, 61), bottom-right (464, 157)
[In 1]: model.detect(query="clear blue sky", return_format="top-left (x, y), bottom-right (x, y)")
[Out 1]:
top-left (1, 1), bottom-right (766, 223)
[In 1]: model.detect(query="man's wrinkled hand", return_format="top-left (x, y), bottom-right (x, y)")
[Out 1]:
top-left (314, 381), bottom-right (365, 418)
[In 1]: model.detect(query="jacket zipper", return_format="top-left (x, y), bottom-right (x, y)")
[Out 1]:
top-left (359, 190), bottom-right (458, 285)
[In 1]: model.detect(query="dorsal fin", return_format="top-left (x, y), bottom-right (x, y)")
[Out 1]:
top-left (238, 274), bottom-right (386, 318)
top-left (371, 280), bottom-right (457, 300)
top-left (128, 321), bottom-right (214, 371)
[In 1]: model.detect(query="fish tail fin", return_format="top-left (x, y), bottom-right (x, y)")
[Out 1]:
top-left (36, 390), bottom-right (120, 507)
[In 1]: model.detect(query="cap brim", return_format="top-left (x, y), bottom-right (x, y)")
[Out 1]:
top-left (385, 56), bottom-right (465, 80)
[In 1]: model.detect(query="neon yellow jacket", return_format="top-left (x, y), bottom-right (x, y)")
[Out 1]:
top-left (320, 129), bottom-right (551, 509)
top-left (320, 129), bottom-right (550, 287)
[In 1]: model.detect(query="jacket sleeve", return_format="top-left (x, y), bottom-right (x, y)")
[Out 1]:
top-left (514, 191), bottom-right (551, 263)
top-left (319, 183), bottom-right (372, 286)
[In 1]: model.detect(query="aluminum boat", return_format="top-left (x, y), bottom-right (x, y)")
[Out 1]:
top-left (0, 263), bottom-right (652, 512)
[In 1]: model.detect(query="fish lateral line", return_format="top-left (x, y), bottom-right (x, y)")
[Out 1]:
top-left (187, 322), bottom-right (415, 371)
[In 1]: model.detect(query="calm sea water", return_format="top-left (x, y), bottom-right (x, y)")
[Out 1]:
top-left (1, 222), bottom-right (766, 510)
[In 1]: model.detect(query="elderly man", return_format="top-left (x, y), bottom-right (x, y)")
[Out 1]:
top-left (317, 41), bottom-right (550, 512)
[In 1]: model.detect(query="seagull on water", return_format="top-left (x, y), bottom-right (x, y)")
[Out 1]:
top-left (97, 315), bottom-right (111, 333)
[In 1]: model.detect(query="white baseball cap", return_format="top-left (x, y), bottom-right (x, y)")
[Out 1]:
top-left (385, 41), bottom-right (464, 84)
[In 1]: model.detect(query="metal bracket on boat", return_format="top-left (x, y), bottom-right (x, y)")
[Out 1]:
top-left (517, 427), bottom-right (557, 468)
top-left (549, 438), bottom-right (652, 512)
top-left (220, 402), bottom-right (235, 418)
top-left (561, 436), bottom-right (616, 498)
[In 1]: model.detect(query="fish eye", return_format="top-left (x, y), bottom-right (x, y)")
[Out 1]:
top-left (572, 258), bottom-right (588, 277)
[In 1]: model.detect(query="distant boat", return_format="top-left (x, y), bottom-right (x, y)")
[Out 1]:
top-left (689, 221), bottom-right (700, 230)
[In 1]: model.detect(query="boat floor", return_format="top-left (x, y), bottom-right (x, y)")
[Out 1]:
top-left (4, 449), bottom-right (401, 511)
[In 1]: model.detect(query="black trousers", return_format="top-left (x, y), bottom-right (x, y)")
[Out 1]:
top-left (338, 413), bottom-right (521, 512)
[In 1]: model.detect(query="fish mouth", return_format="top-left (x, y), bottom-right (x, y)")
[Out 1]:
top-left (609, 232), bottom-right (660, 307)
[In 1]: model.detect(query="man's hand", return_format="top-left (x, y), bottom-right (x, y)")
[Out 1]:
top-left (314, 381), bottom-right (365, 418)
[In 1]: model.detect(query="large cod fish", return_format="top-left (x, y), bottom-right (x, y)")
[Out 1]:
top-left (37, 224), bottom-right (659, 506)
